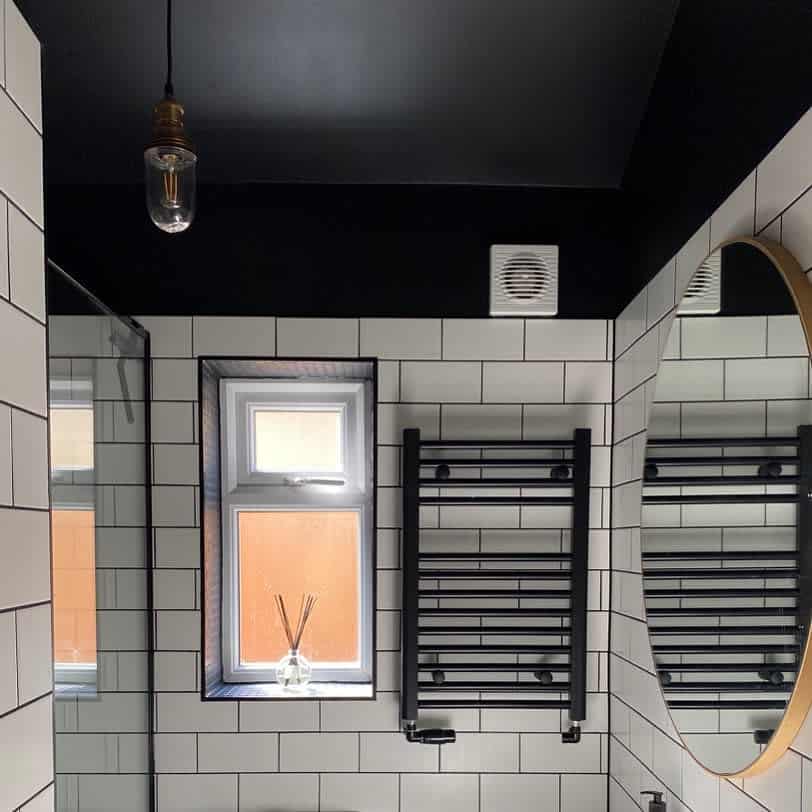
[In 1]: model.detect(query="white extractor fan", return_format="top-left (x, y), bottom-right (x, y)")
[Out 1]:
top-left (490, 245), bottom-right (559, 316)
top-left (677, 252), bottom-right (721, 314)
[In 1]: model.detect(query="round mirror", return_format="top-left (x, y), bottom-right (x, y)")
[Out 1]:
top-left (642, 237), bottom-right (812, 777)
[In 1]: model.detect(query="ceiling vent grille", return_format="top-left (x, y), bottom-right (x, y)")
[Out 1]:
top-left (490, 245), bottom-right (558, 316)
top-left (677, 253), bottom-right (721, 315)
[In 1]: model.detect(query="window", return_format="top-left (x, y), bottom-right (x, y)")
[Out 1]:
top-left (220, 377), bottom-right (374, 690)
top-left (49, 401), bottom-right (98, 687)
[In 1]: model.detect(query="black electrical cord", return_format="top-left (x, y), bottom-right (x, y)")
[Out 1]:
top-left (164, 0), bottom-right (174, 97)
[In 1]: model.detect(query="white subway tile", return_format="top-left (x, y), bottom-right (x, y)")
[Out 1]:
top-left (524, 403), bottom-right (606, 444)
top-left (78, 775), bottom-right (149, 812)
top-left (95, 443), bottom-right (146, 485)
top-left (4, 1), bottom-right (41, 130)
top-left (0, 85), bottom-right (42, 225)
top-left (193, 316), bottom-right (275, 356)
top-left (768, 314), bottom-right (807, 356)
top-left (96, 610), bottom-right (147, 651)
top-left (400, 773), bottom-right (478, 812)
top-left (152, 485), bottom-right (196, 527)
top-left (0, 200), bottom-right (7, 299)
top-left (710, 171), bottom-right (756, 246)
top-left (682, 315), bottom-right (767, 358)
top-left (277, 318), bottom-right (359, 357)
top-left (742, 748), bottom-right (802, 812)
top-left (654, 359), bottom-right (723, 402)
top-left (378, 403), bottom-right (439, 444)
top-left (561, 773), bottom-right (608, 812)
top-left (757, 106), bottom-right (812, 231)
top-left (726, 357), bottom-right (808, 399)
top-left (520, 732), bottom-right (601, 772)
top-left (154, 443), bottom-right (199, 485)
top-left (616, 288), bottom-right (647, 355)
top-left (443, 319), bottom-right (524, 360)
top-left (0, 610), bottom-right (17, 714)
top-left (676, 221), bottom-right (711, 300)
top-left (154, 732), bottom-right (197, 773)
top-left (0, 694), bottom-right (52, 809)
top-left (359, 731), bottom-right (438, 771)
top-left (781, 186), bottom-right (812, 271)
top-left (0, 298), bottom-right (46, 414)
top-left (156, 693), bottom-right (237, 733)
top-left (481, 774), bottom-right (559, 812)
top-left (197, 732), bottom-right (278, 772)
top-left (154, 569), bottom-right (196, 609)
top-left (240, 774), bottom-right (319, 812)
top-left (442, 404), bottom-right (522, 439)
top-left (565, 361), bottom-right (612, 403)
top-left (55, 733), bottom-right (117, 773)
top-left (155, 527), bottom-right (200, 569)
top-left (15, 602), bottom-right (51, 703)
top-left (157, 774), bottom-right (237, 812)
top-left (321, 773), bottom-right (398, 812)
top-left (152, 401), bottom-right (197, 444)
top-left (401, 361), bottom-right (481, 402)
top-left (152, 359), bottom-right (198, 401)
top-left (646, 260), bottom-right (676, 328)
top-left (440, 732), bottom-right (518, 772)
top-left (0, 507), bottom-right (50, 610)
top-left (0, 0), bottom-right (5, 88)
top-left (7, 203), bottom-right (43, 320)
top-left (155, 610), bottom-right (200, 650)
top-left (681, 401), bottom-right (766, 439)
top-left (378, 360), bottom-right (400, 402)
top-left (135, 316), bottom-right (192, 357)
top-left (0, 403), bottom-right (10, 504)
top-left (77, 693), bottom-right (148, 733)
top-left (720, 780), bottom-right (770, 812)
top-left (525, 319), bottom-right (607, 360)
top-left (154, 651), bottom-right (197, 692)
top-left (18, 785), bottom-right (53, 812)
top-left (321, 692), bottom-right (400, 728)
top-left (482, 361), bottom-right (563, 402)
top-left (238, 699), bottom-right (319, 732)
top-left (682, 748), bottom-right (720, 812)
top-left (280, 732), bottom-right (358, 772)
top-left (360, 318), bottom-right (441, 359)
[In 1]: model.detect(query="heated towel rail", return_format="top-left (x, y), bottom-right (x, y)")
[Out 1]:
top-left (641, 427), bottom-right (812, 723)
top-left (400, 428), bottom-right (592, 744)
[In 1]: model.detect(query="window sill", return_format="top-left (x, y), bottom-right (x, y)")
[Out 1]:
top-left (206, 681), bottom-right (374, 700)
top-left (55, 682), bottom-right (98, 699)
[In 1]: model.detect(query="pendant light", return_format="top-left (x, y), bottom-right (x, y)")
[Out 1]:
top-left (144, 0), bottom-right (197, 234)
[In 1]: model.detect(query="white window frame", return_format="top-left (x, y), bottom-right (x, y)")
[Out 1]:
top-left (220, 378), bottom-right (374, 685)
top-left (49, 397), bottom-right (99, 688)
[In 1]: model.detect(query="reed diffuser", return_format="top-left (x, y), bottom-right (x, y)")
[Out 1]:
top-left (273, 593), bottom-right (317, 690)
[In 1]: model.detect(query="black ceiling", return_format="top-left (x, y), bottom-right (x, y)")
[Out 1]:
top-left (23, 0), bottom-right (678, 187)
top-left (20, 0), bottom-right (812, 319)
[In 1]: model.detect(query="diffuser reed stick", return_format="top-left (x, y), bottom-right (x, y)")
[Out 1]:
top-left (274, 593), bottom-right (318, 651)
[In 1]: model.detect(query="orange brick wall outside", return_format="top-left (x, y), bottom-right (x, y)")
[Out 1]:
top-left (238, 510), bottom-right (360, 664)
top-left (51, 509), bottom-right (97, 665)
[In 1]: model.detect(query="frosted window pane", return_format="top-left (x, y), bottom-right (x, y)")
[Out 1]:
top-left (49, 407), bottom-right (94, 471)
top-left (238, 510), bottom-right (360, 665)
top-left (254, 409), bottom-right (342, 472)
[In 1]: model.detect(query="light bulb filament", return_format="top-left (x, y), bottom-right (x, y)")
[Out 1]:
top-left (161, 155), bottom-right (181, 209)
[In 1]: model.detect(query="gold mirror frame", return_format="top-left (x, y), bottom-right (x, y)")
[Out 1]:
top-left (643, 236), bottom-right (812, 779)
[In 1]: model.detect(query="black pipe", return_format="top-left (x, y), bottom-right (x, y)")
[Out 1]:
top-left (418, 699), bottom-right (570, 709)
top-left (662, 682), bottom-right (794, 692)
top-left (419, 608), bottom-right (572, 617)
top-left (643, 551), bottom-right (798, 561)
top-left (653, 643), bottom-right (799, 654)
top-left (420, 552), bottom-right (572, 561)
top-left (656, 661), bottom-right (797, 672)
top-left (419, 478), bottom-right (573, 487)
top-left (418, 626), bottom-right (569, 636)
top-left (418, 662), bottom-right (571, 672)
top-left (420, 588), bottom-right (570, 598)
top-left (421, 440), bottom-right (574, 448)
top-left (419, 496), bottom-right (573, 505)
top-left (644, 475), bottom-right (799, 485)
top-left (644, 455), bottom-right (799, 466)
top-left (647, 606), bottom-right (797, 617)
top-left (667, 700), bottom-right (788, 709)
top-left (645, 587), bottom-right (798, 598)
top-left (648, 625), bottom-right (799, 636)
top-left (420, 682), bottom-right (570, 692)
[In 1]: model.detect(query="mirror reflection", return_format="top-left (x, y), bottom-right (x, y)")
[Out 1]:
top-left (643, 242), bottom-right (811, 774)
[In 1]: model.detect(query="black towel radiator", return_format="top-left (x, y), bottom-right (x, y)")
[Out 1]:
top-left (641, 428), bottom-right (812, 725)
top-left (400, 428), bottom-right (592, 744)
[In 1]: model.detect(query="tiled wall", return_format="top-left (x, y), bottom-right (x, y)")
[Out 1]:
top-left (136, 315), bottom-right (613, 812)
top-left (0, 2), bottom-right (53, 811)
top-left (610, 105), bottom-right (812, 812)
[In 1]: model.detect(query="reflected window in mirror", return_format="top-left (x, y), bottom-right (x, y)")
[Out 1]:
top-left (49, 393), bottom-right (98, 691)
top-left (641, 240), bottom-right (812, 776)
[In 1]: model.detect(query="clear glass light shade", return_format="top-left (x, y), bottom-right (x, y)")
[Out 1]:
top-left (144, 145), bottom-right (197, 234)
